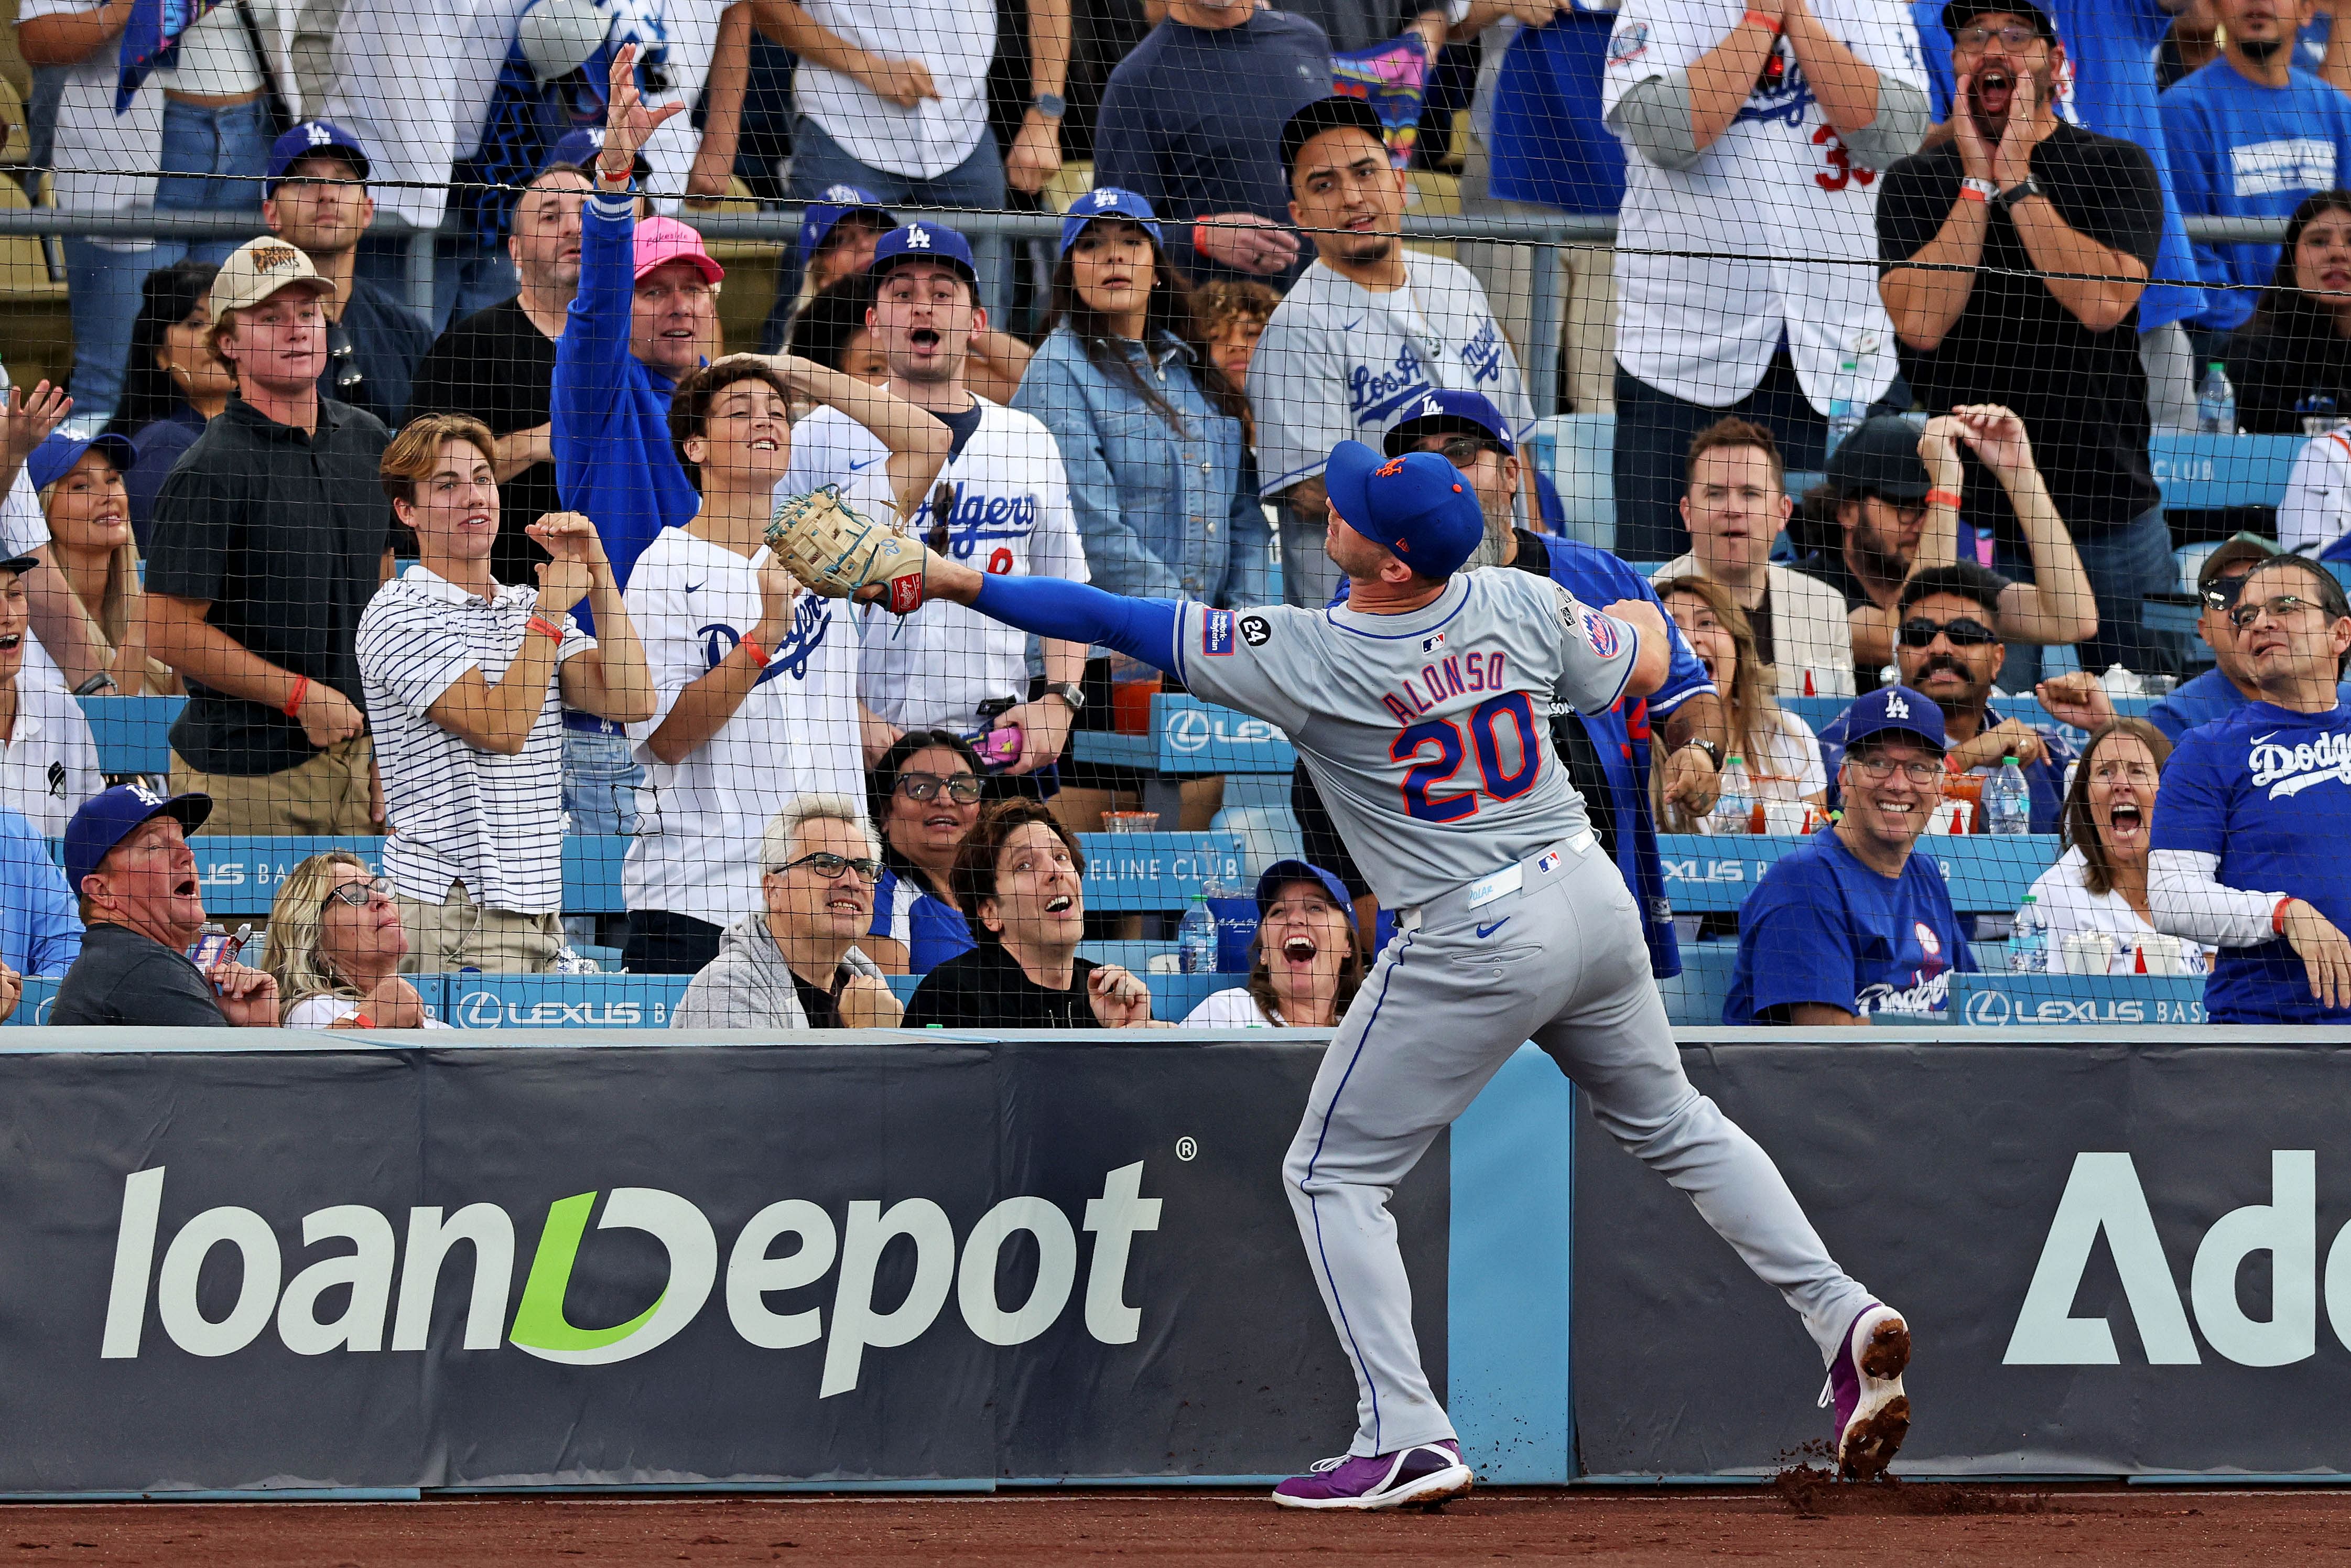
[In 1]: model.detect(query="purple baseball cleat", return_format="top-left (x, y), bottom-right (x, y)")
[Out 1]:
top-left (1823, 1301), bottom-right (1911, 1480)
top-left (1271, 1440), bottom-right (1474, 1511)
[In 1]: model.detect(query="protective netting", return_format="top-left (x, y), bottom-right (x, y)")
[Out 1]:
top-left (0, 0), bottom-right (2347, 1031)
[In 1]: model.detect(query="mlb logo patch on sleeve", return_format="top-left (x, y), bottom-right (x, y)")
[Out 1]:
top-left (1202, 609), bottom-right (1237, 656)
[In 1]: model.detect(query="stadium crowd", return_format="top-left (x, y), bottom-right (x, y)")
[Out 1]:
top-left (3, 0), bottom-right (2351, 1029)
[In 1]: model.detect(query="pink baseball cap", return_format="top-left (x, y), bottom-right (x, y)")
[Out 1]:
top-left (632, 215), bottom-right (724, 285)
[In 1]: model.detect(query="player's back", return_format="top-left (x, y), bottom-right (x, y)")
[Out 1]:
top-left (1171, 569), bottom-right (1640, 909)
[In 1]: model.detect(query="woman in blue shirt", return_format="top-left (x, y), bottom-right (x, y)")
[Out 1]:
top-left (862, 730), bottom-right (985, 975)
top-left (1012, 188), bottom-right (1276, 612)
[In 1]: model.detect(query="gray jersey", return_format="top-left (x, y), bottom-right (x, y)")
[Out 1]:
top-left (1170, 570), bottom-right (1639, 910)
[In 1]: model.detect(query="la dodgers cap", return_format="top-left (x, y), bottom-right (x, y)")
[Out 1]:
top-left (208, 235), bottom-right (338, 317)
top-left (1840, 684), bottom-right (1948, 754)
top-left (869, 221), bottom-right (979, 284)
top-left (26, 429), bottom-right (134, 492)
top-left (799, 183), bottom-right (895, 267)
top-left (1382, 388), bottom-right (1516, 458)
top-left (265, 120), bottom-right (370, 197)
top-left (1280, 95), bottom-right (1388, 178)
top-left (1058, 187), bottom-right (1163, 258)
top-left (1825, 415), bottom-right (1932, 502)
top-left (63, 783), bottom-right (212, 891)
top-left (1254, 859), bottom-right (1354, 915)
top-left (1324, 440), bottom-right (1486, 580)
top-left (1940, 0), bottom-right (2057, 40)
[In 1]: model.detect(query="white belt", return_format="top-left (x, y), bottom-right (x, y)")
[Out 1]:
top-left (1395, 829), bottom-right (1597, 932)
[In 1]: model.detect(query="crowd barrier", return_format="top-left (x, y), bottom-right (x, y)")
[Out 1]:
top-left (0, 1024), bottom-right (2332, 1494)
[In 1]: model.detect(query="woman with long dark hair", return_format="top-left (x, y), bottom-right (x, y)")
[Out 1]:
top-left (2224, 190), bottom-right (2351, 435)
top-left (99, 259), bottom-right (228, 547)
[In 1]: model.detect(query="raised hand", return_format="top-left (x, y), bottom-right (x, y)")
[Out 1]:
top-left (1951, 73), bottom-right (1995, 182)
top-left (0, 381), bottom-right (71, 472)
top-left (1950, 403), bottom-right (2035, 480)
top-left (1992, 68), bottom-right (2054, 188)
top-left (601, 43), bottom-right (686, 178)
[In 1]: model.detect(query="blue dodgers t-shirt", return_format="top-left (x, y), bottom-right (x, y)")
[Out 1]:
top-left (869, 867), bottom-right (978, 975)
top-left (1912, 0), bottom-right (2204, 330)
top-left (1488, 10), bottom-right (1627, 215)
top-left (2148, 699), bottom-right (2351, 1023)
top-left (1725, 830), bottom-right (1977, 1024)
top-left (2160, 62), bottom-right (2351, 333)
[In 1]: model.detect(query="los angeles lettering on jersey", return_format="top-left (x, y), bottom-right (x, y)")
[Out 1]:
top-left (1379, 651), bottom-right (1510, 724)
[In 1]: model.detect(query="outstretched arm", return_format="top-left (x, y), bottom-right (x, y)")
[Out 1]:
top-left (919, 549), bottom-right (1183, 671)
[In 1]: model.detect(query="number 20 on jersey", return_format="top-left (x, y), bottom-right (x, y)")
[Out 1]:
top-left (1391, 692), bottom-right (1543, 822)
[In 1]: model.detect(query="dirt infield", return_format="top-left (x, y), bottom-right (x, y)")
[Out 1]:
top-left (0, 1486), bottom-right (2341, 1565)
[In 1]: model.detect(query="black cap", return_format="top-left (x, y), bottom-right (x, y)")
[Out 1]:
top-left (1824, 416), bottom-right (1932, 502)
top-left (1280, 96), bottom-right (1388, 180)
top-left (0, 554), bottom-right (37, 576)
top-left (1940, 0), bottom-right (2057, 41)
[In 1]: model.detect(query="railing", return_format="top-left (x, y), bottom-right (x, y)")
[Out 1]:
top-left (0, 208), bottom-right (2284, 422)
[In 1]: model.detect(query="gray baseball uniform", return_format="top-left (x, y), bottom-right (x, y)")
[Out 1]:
top-left (1169, 571), bottom-right (1878, 1459)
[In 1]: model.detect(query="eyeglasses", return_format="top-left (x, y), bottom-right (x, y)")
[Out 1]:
top-left (896, 770), bottom-right (984, 803)
top-left (2228, 592), bottom-right (2338, 630)
top-left (1847, 755), bottom-right (1946, 784)
top-left (926, 482), bottom-right (957, 553)
top-left (772, 851), bottom-right (882, 882)
top-left (323, 875), bottom-right (393, 909)
top-left (1898, 615), bottom-right (1999, 648)
top-left (1437, 436), bottom-right (1505, 466)
top-left (1955, 23), bottom-right (2041, 48)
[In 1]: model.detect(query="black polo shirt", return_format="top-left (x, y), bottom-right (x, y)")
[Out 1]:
top-left (52, 924), bottom-right (229, 1026)
top-left (146, 396), bottom-right (394, 777)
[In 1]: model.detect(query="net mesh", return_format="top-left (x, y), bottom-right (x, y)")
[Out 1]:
top-left (0, 0), bottom-right (2342, 1029)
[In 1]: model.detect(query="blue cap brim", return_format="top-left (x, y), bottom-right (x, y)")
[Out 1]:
top-left (1254, 859), bottom-right (1355, 914)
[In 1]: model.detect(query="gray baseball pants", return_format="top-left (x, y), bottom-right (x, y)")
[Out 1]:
top-left (1283, 830), bottom-right (1877, 1457)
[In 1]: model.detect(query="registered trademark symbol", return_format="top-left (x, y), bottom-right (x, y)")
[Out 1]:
top-left (1176, 1137), bottom-right (1198, 1162)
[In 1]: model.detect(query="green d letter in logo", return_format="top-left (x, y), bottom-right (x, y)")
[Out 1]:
top-left (510, 1189), bottom-right (717, 1366)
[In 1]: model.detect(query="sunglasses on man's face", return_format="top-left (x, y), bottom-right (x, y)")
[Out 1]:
top-left (1898, 615), bottom-right (1999, 649)
top-left (2201, 574), bottom-right (2248, 612)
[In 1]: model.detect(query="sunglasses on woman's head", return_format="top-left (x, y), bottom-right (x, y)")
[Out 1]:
top-left (1897, 615), bottom-right (1999, 648)
top-left (896, 770), bottom-right (984, 803)
top-left (323, 875), bottom-right (393, 909)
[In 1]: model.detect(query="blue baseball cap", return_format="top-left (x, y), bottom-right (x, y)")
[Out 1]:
top-left (1839, 683), bottom-right (1948, 754)
top-left (540, 126), bottom-right (650, 185)
top-left (799, 185), bottom-right (895, 267)
top-left (26, 429), bottom-right (133, 492)
top-left (870, 221), bottom-right (978, 284)
top-left (1254, 859), bottom-right (1353, 914)
top-left (63, 783), bottom-right (211, 892)
top-left (1323, 440), bottom-right (1486, 580)
top-left (265, 120), bottom-right (370, 197)
top-left (1057, 187), bottom-right (1163, 258)
top-left (1381, 388), bottom-right (1516, 457)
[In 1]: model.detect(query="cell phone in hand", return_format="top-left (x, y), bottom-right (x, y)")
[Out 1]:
top-left (972, 726), bottom-right (1024, 770)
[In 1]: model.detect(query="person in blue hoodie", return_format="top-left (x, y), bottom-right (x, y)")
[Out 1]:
top-left (551, 45), bottom-right (718, 836)
top-left (2161, 0), bottom-right (2351, 336)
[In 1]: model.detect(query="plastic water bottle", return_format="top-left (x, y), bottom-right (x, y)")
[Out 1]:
top-left (1826, 357), bottom-right (1864, 456)
top-left (1984, 752), bottom-right (2031, 836)
top-left (1177, 893), bottom-right (1220, 974)
top-left (2008, 893), bottom-right (2047, 974)
top-left (2197, 361), bottom-right (2237, 435)
top-left (1710, 754), bottom-right (1754, 835)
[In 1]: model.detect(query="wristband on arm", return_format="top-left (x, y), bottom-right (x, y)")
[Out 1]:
top-left (1742, 8), bottom-right (1781, 28)
top-left (525, 616), bottom-right (564, 644)
top-left (283, 675), bottom-right (310, 719)
top-left (1923, 488), bottom-right (1964, 510)
top-left (739, 634), bottom-right (772, 669)
top-left (2276, 896), bottom-right (2297, 937)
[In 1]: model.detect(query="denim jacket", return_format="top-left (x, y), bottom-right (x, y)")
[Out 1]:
top-left (1013, 327), bottom-right (1276, 607)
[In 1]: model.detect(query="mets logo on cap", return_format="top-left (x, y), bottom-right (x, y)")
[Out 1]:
top-left (1578, 606), bottom-right (1620, 659)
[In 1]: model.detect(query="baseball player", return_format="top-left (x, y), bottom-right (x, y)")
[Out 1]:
top-left (764, 442), bottom-right (1914, 1508)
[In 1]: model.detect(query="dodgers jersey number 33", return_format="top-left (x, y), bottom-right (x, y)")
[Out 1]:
top-left (1171, 569), bottom-right (1639, 910)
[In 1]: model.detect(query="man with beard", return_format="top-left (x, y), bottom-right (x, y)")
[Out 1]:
top-left (1819, 559), bottom-right (2076, 831)
top-left (1789, 410), bottom-right (2093, 686)
top-left (1250, 98), bottom-right (1533, 610)
top-left (1877, 0), bottom-right (2175, 675)
top-left (1286, 388), bottom-right (1725, 975)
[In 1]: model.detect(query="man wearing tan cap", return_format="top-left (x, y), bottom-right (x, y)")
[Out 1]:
top-left (141, 235), bottom-right (396, 835)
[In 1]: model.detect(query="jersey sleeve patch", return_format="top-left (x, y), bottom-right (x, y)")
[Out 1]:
top-left (1578, 605), bottom-right (1621, 660)
top-left (1201, 609), bottom-right (1237, 656)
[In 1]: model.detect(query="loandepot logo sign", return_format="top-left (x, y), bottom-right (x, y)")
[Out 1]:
top-left (2006, 1151), bottom-right (2349, 1367)
top-left (98, 1164), bottom-right (1161, 1395)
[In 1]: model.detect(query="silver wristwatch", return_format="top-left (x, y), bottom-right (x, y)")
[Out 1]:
top-left (1044, 680), bottom-right (1087, 713)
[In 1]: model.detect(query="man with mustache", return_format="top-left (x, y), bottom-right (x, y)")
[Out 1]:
top-left (2160, 0), bottom-right (2351, 336)
top-left (1877, 0), bottom-right (2177, 675)
top-left (1818, 559), bottom-right (2075, 830)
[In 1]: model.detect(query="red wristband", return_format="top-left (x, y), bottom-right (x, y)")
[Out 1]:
top-left (348, 1011), bottom-right (375, 1030)
top-left (1924, 488), bottom-right (1964, 510)
top-left (1742, 8), bottom-right (1781, 28)
top-left (2276, 896), bottom-right (2296, 937)
top-left (1957, 185), bottom-right (1987, 204)
top-left (525, 615), bottom-right (564, 643)
top-left (739, 634), bottom-right (772, 668)
top-left (283, 675), bottom-right (310, 719)
top-left (1192, 221), bottom-right (1214, 256)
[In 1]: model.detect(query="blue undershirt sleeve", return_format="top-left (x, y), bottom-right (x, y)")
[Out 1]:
top-left (968, 575), bottom-right (1183, 672)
